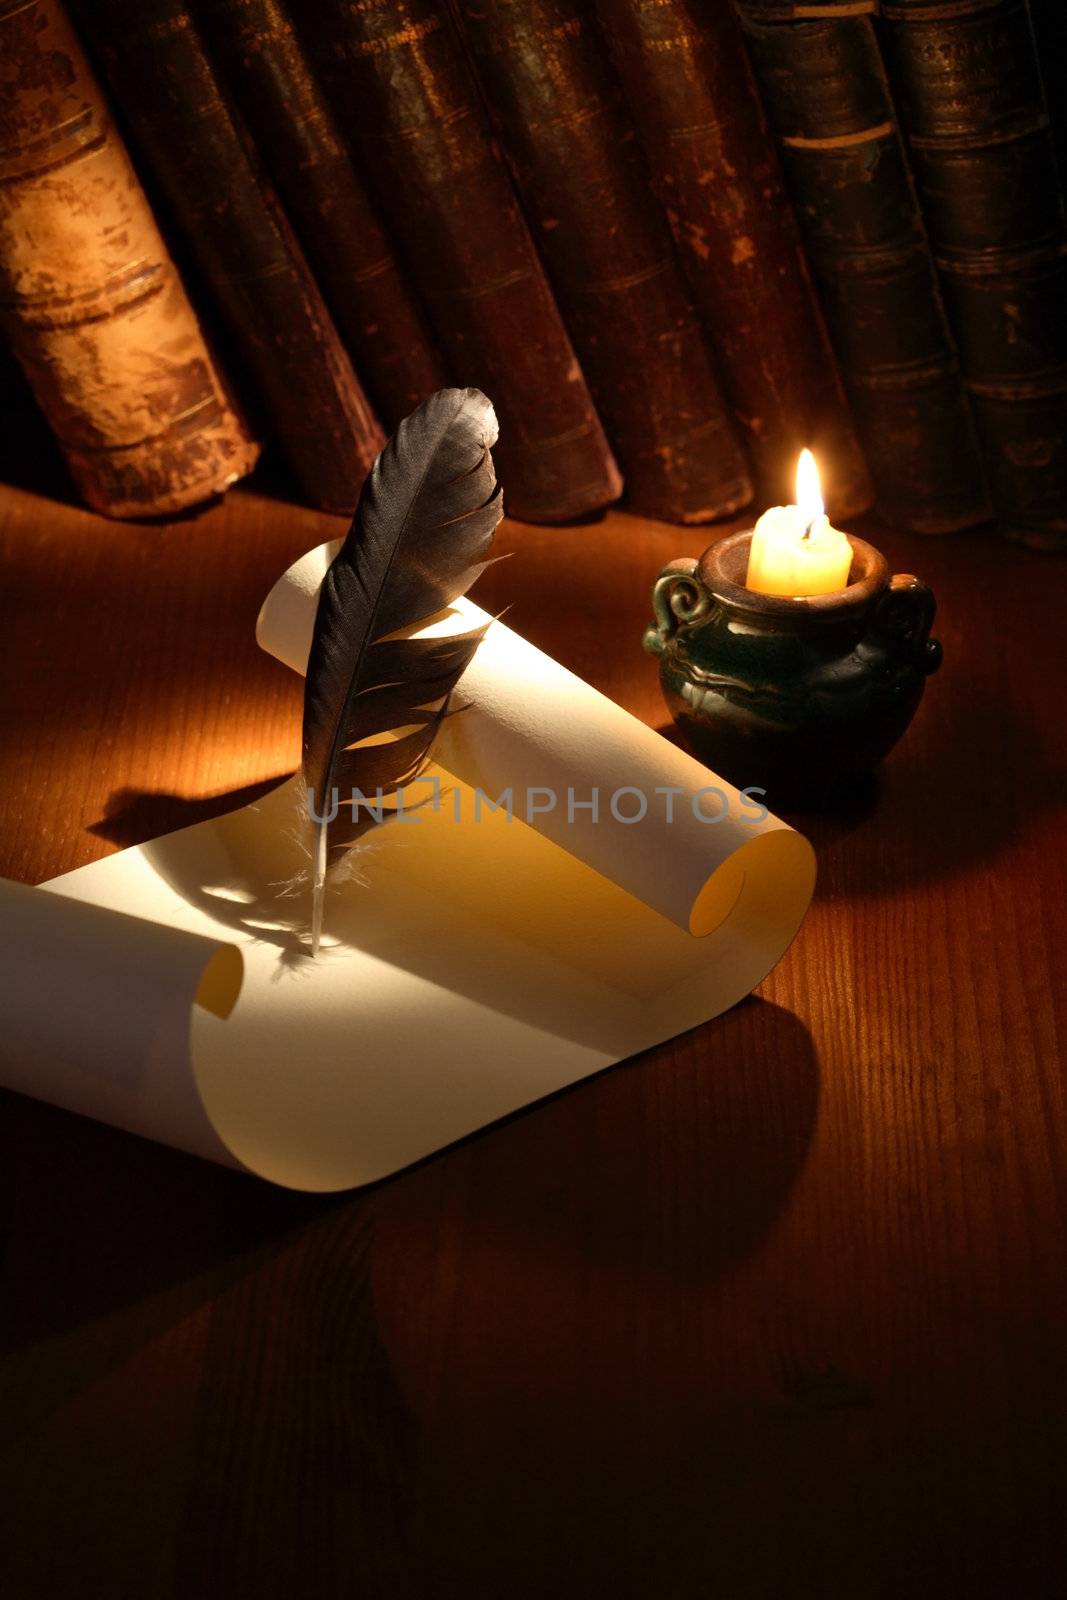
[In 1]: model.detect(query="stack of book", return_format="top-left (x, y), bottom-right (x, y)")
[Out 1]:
top-left (0, 0), bottom-right (1061, 546)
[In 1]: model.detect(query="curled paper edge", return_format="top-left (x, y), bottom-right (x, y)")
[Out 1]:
top-left (0, 548), bottom-right (815, 1193)
top-left (256, 542), bottom-right (817, 942)
top-left (0, 877), bottom-right (243, 1166)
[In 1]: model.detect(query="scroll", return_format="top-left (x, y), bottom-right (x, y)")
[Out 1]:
top-left (0, 546), bottom-right (815, 1191)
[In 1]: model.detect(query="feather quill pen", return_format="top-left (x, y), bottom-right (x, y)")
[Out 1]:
top-left (302, 387), bottom-right (503, 954)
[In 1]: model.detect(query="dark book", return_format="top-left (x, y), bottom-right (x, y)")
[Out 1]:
top-left (70, 0), bottom-right (385, 514)
top-left (297, 0), bottom-right (622, 525)
top-left (1027, 0), bottom-right (1067, 183)
top-left (737, 6), bottom-right (990, 532)
top-left (0, 0), bottom-right (259, 518)
top-left (880, 0), bottom-right (1067, 548)
top-left (196, 0), bottom-right (446, 431)
top-left (451, 0), bottom-right (752, 524)
top-left (594, 0), bottom-right (872, 517)
top-left (740, 1), bottom-right (880, 12)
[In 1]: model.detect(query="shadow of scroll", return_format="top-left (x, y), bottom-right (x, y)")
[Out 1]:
top-left (360, 997), bottom-right (821, 1599)
top-left (0, 1090), bottom-right (331, 1443)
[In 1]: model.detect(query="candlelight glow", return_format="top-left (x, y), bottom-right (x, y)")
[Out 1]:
top-left (745, 448), bottom-right (852, 597)
top-left (795, 448), bottom-right (823, 524)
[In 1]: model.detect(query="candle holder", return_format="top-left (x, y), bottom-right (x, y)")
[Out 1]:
top-left (643, 530), bottom-right (942, 808)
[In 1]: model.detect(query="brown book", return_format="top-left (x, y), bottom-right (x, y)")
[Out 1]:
top-left (0, 0), bottom-right (259, 518)
top-left (450, 0), bottom-right (752, 524)
top-left (1028, 0), bottom-right (1067, 184)
top-left (595, 0), bottom-right (872, 518)
top-left (70, 0), bottom-right (384, 514)
top-left (198, 0), bottom-right (446, 430)
top-left (880, 0), bottom-right (1067, 550)
top-left (299, 0), bottom-right (622, 525)
top-left (737, 4), bottom-right (991, 533)
top-left (740, 0), bottom-right (878, 12)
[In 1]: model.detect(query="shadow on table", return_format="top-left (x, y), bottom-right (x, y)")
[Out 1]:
top-left (658, 671), bottom-right (1063, 899)
top-left (0, 1097), bottom-right (421, 1593)
top-left (354, 996), bottom-right (822, 1595)
top-left (0, 1091), bottom-right (335, 1440)
top-left (0, 996), bottom-right (818, 1590)
top-left (795, 681), bottom-right (1063, 898)
top-left (89, 776), bottom-right (290, 852)
top-left (0, 352), bottom-right (81, 509)
top-left (369, 995), bottom-right (820, 1361)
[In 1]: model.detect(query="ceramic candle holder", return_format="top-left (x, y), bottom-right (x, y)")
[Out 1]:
top-left (643, 530), bottom-right (942, 808)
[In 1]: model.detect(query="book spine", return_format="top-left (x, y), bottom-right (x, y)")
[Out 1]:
top-left (0, 0), bottom-right (259, 518)
top-left (299, 0), bottom-right (622, 525)
top-left (595, 0), bottom-right (872, 517)
top-left (741, 1), bottom-right (880, 14)
top-left (199, 0), bottom-right (446, 430)
top-left (737, 7), bottom-right (990, 532)
top-left (1026, 0), bottom-right (1067, 184)
top-left (880, 0), bottom-right (1067, 547)
top-left (451, 0), bottom-right (752, 524)
top-left (72, 0), bottom-right (385, 514)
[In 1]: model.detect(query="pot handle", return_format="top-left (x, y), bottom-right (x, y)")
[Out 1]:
top-left (643, 558), bottom-right (713, 658)
top-left (873, 573), bottom-right (942, 675)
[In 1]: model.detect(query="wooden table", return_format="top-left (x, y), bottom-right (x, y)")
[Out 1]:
top-left (0, 472), bottom-right (1064, 1598)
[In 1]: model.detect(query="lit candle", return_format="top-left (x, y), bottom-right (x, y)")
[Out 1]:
top-left (745, 450), bottom-right (854, 597)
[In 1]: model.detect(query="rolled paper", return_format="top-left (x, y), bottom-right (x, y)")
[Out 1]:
top-left (0, 878), bottom-right (242, 1162)
top-left (0, 550), bottom-right (815, 1192)
top-left (257, 543), bottom-right (817, 937)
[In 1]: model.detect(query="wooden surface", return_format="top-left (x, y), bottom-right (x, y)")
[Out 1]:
top-left (0, 468), bottom-right (1064, 1598)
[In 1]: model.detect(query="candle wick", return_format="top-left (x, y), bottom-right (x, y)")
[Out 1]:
top-left (802, 518), bottom-right (815, 541)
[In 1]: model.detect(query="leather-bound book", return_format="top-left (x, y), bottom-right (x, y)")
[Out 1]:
top-left (197, 0), bottom-right (446, 430)
top-left (298, 0), bottom-right (622, 525)
top-left (1027, 0), bottom-right (1067, 181)
top-left (595, 0), bottom-right (872, 517)
top-left (451, 0), bottom-right (752, 524)
top-left (740, 1), bottom-right (879, 12)
top-left (0, 0), bottom-right (259, 518)
top-left (881, 0), bottom-right (1067, 549)
top-left (71, 0), bottom-right (384, 514)
top-left (737, 5), bottom-right (990, 532)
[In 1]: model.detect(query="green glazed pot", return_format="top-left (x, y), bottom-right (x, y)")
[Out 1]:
top-left (643, 530), bottom-right (942, 807)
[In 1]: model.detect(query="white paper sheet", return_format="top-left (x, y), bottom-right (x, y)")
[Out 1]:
top-left (0, 545), bottom-right (815, 1191)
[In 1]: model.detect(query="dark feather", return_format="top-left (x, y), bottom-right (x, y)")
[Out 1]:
top-left (302, 387), bottom-right (503, 952)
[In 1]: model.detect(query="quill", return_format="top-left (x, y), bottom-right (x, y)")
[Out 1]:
top-left (302, 387), bottom-right (503, 954)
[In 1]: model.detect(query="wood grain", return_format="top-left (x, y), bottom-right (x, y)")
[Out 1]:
top-left (0, 472), bottom-right (1064, 1598)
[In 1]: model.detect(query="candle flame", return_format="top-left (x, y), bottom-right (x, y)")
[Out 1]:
top-left (795, 448), bottom-right (824, 522)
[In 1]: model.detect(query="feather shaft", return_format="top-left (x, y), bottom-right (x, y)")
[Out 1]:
top-left (301, 388), bottom-right (503, 953)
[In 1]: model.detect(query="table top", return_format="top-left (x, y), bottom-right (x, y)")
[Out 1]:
top-left (0, 471), bottom-right (1064, 1599)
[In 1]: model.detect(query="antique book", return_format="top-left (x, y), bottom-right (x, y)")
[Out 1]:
top-left (298, 0), bottom-right (623, 525)
top-left (880, 0), bottom-right (1067, 548)
top-left (199, 0), bottom-right (446, 430)
top-left (71, 0), bottom-right (385, 514)
top-left (1026, 0), bottom-right (1067, 181)
top-left (451, 0), bottom-right (752, 524)
top-left (737, 5), bottom-right (990, 532)
top-left (739, 1), bottom-right (879, 12)
top-left (594, 0), bottom-right (872, 517)
top-left (0, 0), bottom-right (258, 518)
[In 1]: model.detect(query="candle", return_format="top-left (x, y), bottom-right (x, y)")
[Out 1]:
top-left (745, 450), bottom-right (853, 597)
